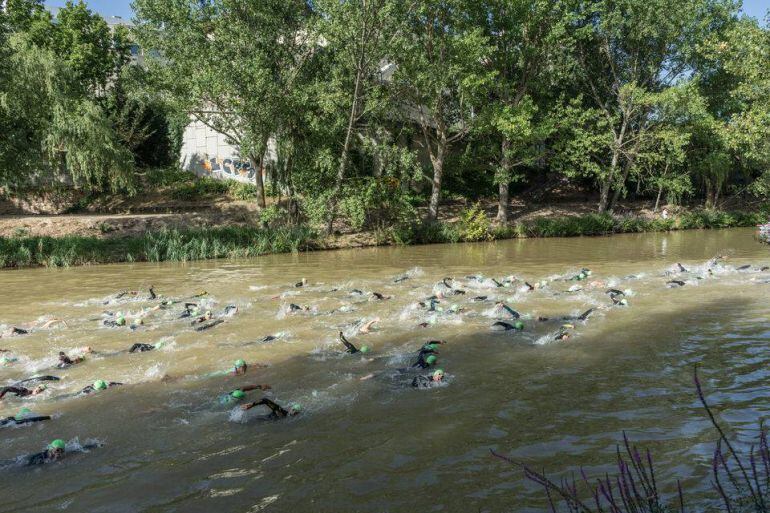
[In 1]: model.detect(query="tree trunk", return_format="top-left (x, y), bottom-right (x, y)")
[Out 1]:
top-left (598, 179), bottom-right (612, 212)
top-left (496, 138), bottom-right (511, 224)
top-left (326, 67), bottom-right (363, 235)
top-left (426, 132), bottom-right (446, 223)
top-left (249, 154), bottom-right (267, 209)
top-left (608, 152), bottom-right (637, 212)
top-left (654, 184), bottom-right (663, 212)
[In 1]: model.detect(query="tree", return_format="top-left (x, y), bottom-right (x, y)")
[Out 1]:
top-left (566, 0), bottom-right (738, 212)
top-left (471, 0), bottom-right (568, 224)
top-left (312, 0), bottom-right (406, 234)
top-left (134, 0), bottom-right (313, 209)
top-left (392, 0), bottom-right (494, 222)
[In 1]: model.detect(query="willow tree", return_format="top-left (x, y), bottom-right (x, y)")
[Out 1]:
top-left (392, 0), bottom-right (493, 222)
top-left (134, 0), bottom-right (313, 208)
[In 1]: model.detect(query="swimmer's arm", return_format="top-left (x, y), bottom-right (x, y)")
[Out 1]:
top-left (239, 384), bottom-right (271, 392)
top-left (338, 332), bottom-right (357, 352)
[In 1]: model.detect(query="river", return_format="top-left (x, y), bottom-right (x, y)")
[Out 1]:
top-left (1, 228), bottom-right (768, 512)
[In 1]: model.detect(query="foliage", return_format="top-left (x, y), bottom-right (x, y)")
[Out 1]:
top-left (458, 203), bottom-right (492, 242)
top-left (0, 226), bottom-right (317, 268)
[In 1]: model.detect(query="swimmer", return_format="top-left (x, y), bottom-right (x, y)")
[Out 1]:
top-left (179, 303), bottom-right (199, 319)
top-left (563, 308), bottom-right (595, 322)
top-left (394, 275), bottom-right (409, 283)
top-left (148, 286), bottom-right (157, 300)
top-left (288, 303), bottom-right (310, 313)
top-left (0, 408), bottom-right (51, 427)
top-left (81, 380), bottom-right (122, 395)
top-left (103, 315), bottom-right (127, 328)
top-left (492, 321), bottom-right (524, 331)
top-left (128, 342), bottom-right (165, 353)
top-left (14, 376), bottom-right (60, 386)
top-left (441, 277), bottom-right (466, 295)
top-left (220, 384), bottom-right (271, 404)
top-left (0, 384), bottom-right (48, 399)
top-left (554, 330), bottom-right (571, 341)
top-left (495, 302), bottom-right (521, 319)
top-left (240, 398), bottom-right (301, 419)
top-left (412, 369), bottom-right (445, 388)
top-left (25, 439), bottom-right (102, 466)
top-left (223, 305), bottom-right (238, 317)
top-left (358, 318), bottom-right (380, 334)
top-left (232, 359), bottom-right (266, 375)
top-left (606, 289), bottom-right (625, 298)
top-left (371, 292), bottom-right (391, 301)
top-left (0, 326), bottom-right (29, 338)
top-left (339, 332), bottom-right (371, 354)
top-left (737, 264), bottom-right (752, 271)
top-left (677, 263), bottom-right (688, 272)
top-left (667, 280), bottom-right (686, 287)
top-left (611, 297), bottom-right (629, 306)
top-left (191, 310), bottom-right (213, 325)
top-left (58, 351), bottom-right (86, 368)
top-left (413, 353), bottom-right (438, 369)
top-left (472, 296), bottom-right (489, 302)
top-left (195, 319), bottom-right (225, 332)
top-left (26, 439), bottom-right (66, 465)
top-left (295, 278), bottom-right (307, 288)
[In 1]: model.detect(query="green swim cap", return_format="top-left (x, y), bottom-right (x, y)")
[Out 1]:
top-left (231, 390), bottom-right (245, 400)
top-left (360, 345), bottom-right (370, 354)
top-left (290, 403), bottom-right (301, 412)
top-left (433, 369), bottom-right (445, 379)
top-left (423, 343), bottom-right (438, 352)
top-left (514, 321), bottom-right (524, 330)
top-left (584, 270), bottom-right (592, 276)
top-left (15, 408), bottom-right (31, 421)
top-left (49, 439), bottom-right (66, 451)
top-left (116, 316), bottom-right (126, 326)
top-left (425, 355), bottom-right (437, 366)
top-left (93, 380), bottom-right (108, 391)
top-left (234, 359), bottom-right (246, 368)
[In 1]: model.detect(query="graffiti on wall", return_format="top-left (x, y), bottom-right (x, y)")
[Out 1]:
top-left (186, 154), bottom-right (263, 184)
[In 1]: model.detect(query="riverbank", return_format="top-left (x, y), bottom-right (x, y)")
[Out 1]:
top-left (0, 208), bottom-right (766, 268)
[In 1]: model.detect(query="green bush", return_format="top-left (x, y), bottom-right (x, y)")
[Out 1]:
top-left (228, 181), bottom-right (259, 200)
top-left (458, 203), bottom-right (492, 242)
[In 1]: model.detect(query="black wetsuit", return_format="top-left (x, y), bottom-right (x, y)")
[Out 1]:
top-left (472, 296), bottom-right (488, 302)
top-left (371, 292), bottom-right (387, 300)
top-left (0, 387), bottom-right (33, 399)
top-left (492, 321), bottom-right (516, 331)
top-left (412, 375), bottom-right (439, 388)
top-left (498, 304), bottom-right (520, 319)
top-left (15, 376), bottom-right (59, 386)
top-left (259, 335), bottom-right (277, 343)
top-left (250, 398), bottom-right (290, 419)
top-left (27, 450), bottom-right (58, 466)
top-left (81, 382), bottom-right (122, 395)
top-left (668, 280), bottom-right (686, 287)
top-left (412, 352), bottom-right (436, 369)
top-left (148, 287), bottom-right (157, 300)
top-left (0, 415), bottom-right (50, 427)
top-left (339, 333), bottom-right (360, 354)
top-left (195, 319), bottom-right (224, 332)
top-left (129, 343), bottom-right (156, 353)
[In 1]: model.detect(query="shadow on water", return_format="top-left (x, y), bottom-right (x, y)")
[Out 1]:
top-left (2, 289), bottom-right (768, 513)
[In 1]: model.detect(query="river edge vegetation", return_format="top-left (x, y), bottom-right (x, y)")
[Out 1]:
top-left (0, 207), bottom-right (766, 269)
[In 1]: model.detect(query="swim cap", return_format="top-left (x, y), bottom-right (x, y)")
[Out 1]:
top-left (231, 390), bottom-right (246, 400)
top-left (514, 321), bottom-right (524, 330)
top-left (93, 380), bottom-right (108, 391)
top-left (619, 299), bottom-right (628, 306)
top-left (116, 316), bottom-right (126, 326)
top-left (562, 323), bottom-right (575, 330)
top-left (433, 369), bottom-right (445, 379)
top-left (425, 355), bottom-right (437, 366)
top-left (360, 345), bottom-right (370, 354)
top-left (290, 403), bottom-right (302, 412)
top-left (423, 343), bottom-right (439, 352)
top-left (234, 359), bottom-right (246, 368)
top-left (37, 384), bottom-right (48, 391)
top-left (15, 408), bottom-right (31, 421)
top-left (49, 439), bottom-right (66, 451)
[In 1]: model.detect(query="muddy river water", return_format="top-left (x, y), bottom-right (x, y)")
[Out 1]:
top-left (1, 228), bottom-right (769, 512)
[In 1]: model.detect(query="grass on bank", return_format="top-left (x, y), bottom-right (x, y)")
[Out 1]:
top-left (0, 226), bottom-right (316, 268)
top-left (0, 209), bottom-right (765, 268)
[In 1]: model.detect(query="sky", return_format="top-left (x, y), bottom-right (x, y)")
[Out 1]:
top-left (45, 0), bottom-right (769, 22)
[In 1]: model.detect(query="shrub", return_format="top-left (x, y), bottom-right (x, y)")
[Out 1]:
top-left (458, 203), bottom-right (492, 242)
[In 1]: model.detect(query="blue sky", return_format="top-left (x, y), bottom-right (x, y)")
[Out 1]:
top-left (46, 0), bottom-right (768, 22)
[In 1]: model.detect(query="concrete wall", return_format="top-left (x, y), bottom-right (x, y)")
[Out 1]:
top-left (179, 118), bottom-right (277, 185)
